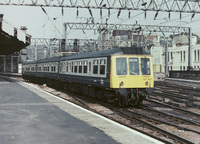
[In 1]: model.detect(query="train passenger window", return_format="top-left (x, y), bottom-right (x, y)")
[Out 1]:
top-left (71, 62), bottom-right (74, 73)
top-left (93, 65), bottom-right (98, 74)
top-left (68, 63), bottom-right (71, 72)
top-left (66, 62), bottom-right (68, 72)
top-left (100, 59), bottom-right (106, 75)
top-left (116, 58), bottom-right (127, 75)
top-left (100, 65), bottom-right (105, 75)
top-left (79, 61), bottom-right (82, 73)
top-left (93, 60), bottom-right (98, 74)
top-left (141, 58), bottom-right (150, 75)
top-left (89, 62), bottom-right (91, 73)
top-left (83, 61), bottom-right (88, 73)
top-left (129, 58), bottom-right (139, 75)
top-left (74, 62), bottom-right (78, 73)
top-left (60, 63), bottom-right (62, 72)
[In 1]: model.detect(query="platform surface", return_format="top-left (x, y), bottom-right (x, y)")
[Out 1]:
top-left (0, 76), bottom-right (164, 144)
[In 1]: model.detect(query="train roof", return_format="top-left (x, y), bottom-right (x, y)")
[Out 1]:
top-left (22, 60), bottom-right (38, 65)
top-left (61, 47), bottom-right (149, 61)
top-left (22, 47), bottom-right (149, 64)
top-left (37, 56), bottom-right (60, 63)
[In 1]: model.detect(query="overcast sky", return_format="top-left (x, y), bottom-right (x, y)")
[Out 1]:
top-left (1, 5), bottom-right (200, 39)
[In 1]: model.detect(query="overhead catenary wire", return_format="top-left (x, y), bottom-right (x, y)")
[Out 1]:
top-left (40, 6), bottom-right (63, 38)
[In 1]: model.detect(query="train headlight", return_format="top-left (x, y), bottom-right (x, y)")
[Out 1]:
top-left (145, 81), bottom-right (148, 86)
top-left (120, 81), bottom-right (124, 87)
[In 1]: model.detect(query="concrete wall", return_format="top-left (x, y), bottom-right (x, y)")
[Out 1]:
top-left (2, 19), bottom-right (27, 43)
top-left (0, 55), bottom-right (19, 73)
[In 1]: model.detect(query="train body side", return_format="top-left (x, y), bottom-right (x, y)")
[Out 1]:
top-left (22, 47), bottom-right (154, 106)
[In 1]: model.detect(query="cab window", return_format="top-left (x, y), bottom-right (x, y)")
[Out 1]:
top-left (141, 58), bottom-right (150, 75)
top-left (116, 58), bottom-right (127, 75)
top-left (129, 58), bottom-right (139, 75)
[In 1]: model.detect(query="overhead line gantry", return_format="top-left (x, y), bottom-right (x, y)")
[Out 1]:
top-left (1, 0), bottom-right (200, 14)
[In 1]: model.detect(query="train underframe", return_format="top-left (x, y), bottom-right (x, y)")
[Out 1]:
top-left (23, 75), bottom-right (151, 107)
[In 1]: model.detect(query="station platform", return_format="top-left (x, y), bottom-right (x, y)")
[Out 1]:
top-left (0, 75), bottom-right (163, 144)
top-left (0, 72), bottom-right (22, 77)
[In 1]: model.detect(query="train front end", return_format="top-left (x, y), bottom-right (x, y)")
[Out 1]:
top-left (110, 55), bottom-right (154, 106)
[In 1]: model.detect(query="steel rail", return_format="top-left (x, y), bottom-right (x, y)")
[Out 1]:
top-left (139, 104), bottom-right (200, 126)
top-left (146, 98), bottom-right (200, 117)
top-left (124, 108), bottom-right (200, 134)
top-left (115, 108), bottom-right (196, 144)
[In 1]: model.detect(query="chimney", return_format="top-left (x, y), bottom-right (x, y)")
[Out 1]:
top-left (20, 26), bottom-right (27, 31)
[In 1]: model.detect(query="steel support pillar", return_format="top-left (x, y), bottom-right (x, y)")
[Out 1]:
top-left (188, 27), bottom-right (192, 71)
top-left (4, 56), bottom-right (6, 72)
top-left (11, 56), bottom-right (13, 72)
top-left (165, 40), bottom-right (169, 77)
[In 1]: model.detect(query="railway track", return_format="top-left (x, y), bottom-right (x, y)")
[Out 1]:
top-left (139, 104), bottom-right (200, 127)
top-left (115, 108), bottom-right (197, 144)
top-left (145, 98), bottom-right (200, 118)
top-left (153, 81), bottom-right (200, 109)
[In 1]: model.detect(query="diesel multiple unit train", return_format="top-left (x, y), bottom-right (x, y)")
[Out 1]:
top-left (22, 47), bottom-right (154, 106)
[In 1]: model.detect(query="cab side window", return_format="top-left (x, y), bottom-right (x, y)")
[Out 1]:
top-left (141, 58), bottom-right (150, 75)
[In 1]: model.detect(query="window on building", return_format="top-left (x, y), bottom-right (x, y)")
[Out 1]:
top-left (180, 66), bottom-right (182, 71)
top-left (168, 52), bottom-right (169, 61)
top-left (183, 51), bottom-right (185, 61)
top-left (195, 50), bottom-right (197, 61)
top-left (180, 51), bottom-right (182, 62)
top-left (171, 52), bottom-right (173, 60)
top-left (198, 50), bottom-right (200, 61)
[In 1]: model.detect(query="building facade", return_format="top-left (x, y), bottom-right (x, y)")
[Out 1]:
top-left (151, 34), bottom-right (200, 74)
